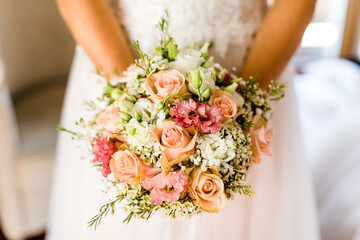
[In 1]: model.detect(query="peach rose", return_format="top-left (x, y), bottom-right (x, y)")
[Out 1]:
top-left (96, 104), bottom-right (122, 133)
top-left (109, 150), bottom-right (159, 183)
top-left (188, 167), bottom-right (226, 213)
top-left (250, 126), bottom-right (273, 163)
top-left (153, 121), bottom-right (197, 172)
top-left (209, 90), bottom-right (238, 119)
top-left (145, 70), bottom-right (188, 103)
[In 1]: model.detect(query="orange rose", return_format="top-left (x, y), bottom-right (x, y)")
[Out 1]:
top-left (209, 90), bottom-right (238, 120)
top-left (153, 121), bottom-right (197, 172)
top-left (109, 150), bottom-right (159, 183)
top-left (145, 70), bottom-right (187, 103)
top-left (188, 167), bottom-right (226, 213)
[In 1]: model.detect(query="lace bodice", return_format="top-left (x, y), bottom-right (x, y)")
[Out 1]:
top-left (111, 0), bottom-right (266, 73)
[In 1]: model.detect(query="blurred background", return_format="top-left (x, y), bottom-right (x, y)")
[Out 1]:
top-left (0, 0), bottom-right (359, 239)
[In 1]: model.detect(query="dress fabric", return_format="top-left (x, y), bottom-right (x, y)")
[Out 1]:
top-left (47, 1), bottom-right (320, 239)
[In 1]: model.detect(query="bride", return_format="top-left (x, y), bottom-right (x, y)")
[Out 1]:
top-left (47, 0), bottom-right (319, 239)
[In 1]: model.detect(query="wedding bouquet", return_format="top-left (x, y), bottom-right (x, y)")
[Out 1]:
top-left (59, 16), bottom-right (285, 228)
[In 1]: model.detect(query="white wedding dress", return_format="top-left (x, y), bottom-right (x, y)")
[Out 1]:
top-left (47, 1), bottom-right (320, 239)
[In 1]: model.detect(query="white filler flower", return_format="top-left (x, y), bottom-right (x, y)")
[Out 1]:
top-left (131, 98), bottom-right (156, 122)
top-left (198, 134), bottom-right (236, 167)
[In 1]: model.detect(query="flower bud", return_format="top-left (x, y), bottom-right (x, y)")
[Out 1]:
top-left (156, 101), bottom-right (165, 112)
top-left (116, 99), bottom-right (134, 113)
top-left (200, 42), bottom-right (211, 58)
top-left (223, 82), bottom-right (238, 93)
top-left (165, 38), bottom-right (178, 61)
top-left (133, 111), bottom-right (142, 122)
top-left (189, 69), bottom-right (203, 91)
top-left (201, 88), bottom-right (211, 100)
top-left (211, 71), bottom-right (217, 81)
top-left (202, 56), bottom-right (214, 68)
top-left (154, 47), bottom-right (165, 56)
top-left (124, 93), bottom-right (137, 103)
top-left (104, 85), bottom-right (115, 97)
top-left (120, 112), bottom-right (132, 122)
top-left (110, 89), bottom-right (123, 100)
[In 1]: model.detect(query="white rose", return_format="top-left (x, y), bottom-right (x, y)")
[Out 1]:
top-left (131, 98), bottom-right (156, 122)
top-left (124, 119), bottom-right (149, 144)
top-left (199, 134), bottom-right (236, 165)
top-left (167, 49), bottom-right (205, 75)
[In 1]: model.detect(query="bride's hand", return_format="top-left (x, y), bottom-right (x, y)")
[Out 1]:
top-left (56, 0), bottom-right (133, 80)
top-left (241, 0), bottom-right (316, 89)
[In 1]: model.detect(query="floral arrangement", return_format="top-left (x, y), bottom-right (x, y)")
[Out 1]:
top-left (59, 16), bottom-right (285, 228)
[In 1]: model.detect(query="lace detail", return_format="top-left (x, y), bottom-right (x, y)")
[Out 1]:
top-left (115, 0), bottom-right (266, 73)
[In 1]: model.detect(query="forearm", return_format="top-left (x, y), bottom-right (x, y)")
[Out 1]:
top-left (241, 0), bottom-right (316, 89)
top-left (56, 0), bottom-right (133, 79)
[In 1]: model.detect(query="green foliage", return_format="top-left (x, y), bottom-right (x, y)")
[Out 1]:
top-left (153, 13), bottom-right (179, 61)
top-left (88, 195), bottom-right (125, 229)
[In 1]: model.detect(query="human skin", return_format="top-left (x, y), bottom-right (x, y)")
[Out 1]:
top-left (241, 0), bottom-right (317, 89)
top-left (56, 0), bottom-right (133, 80)
top-left (56, 0), bottom-right (316, 88)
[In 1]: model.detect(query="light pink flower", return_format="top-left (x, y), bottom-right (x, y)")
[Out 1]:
top-left (145, 70), bottom-right (188, 103)
top-left (96, 104), bottom-right (122, 133)
top-left (92, 135), bottom-right (119, 177)
top-left (196, 103), bottom-right (224, 133)
top-left (170, 99), bottom-right (199, 128)
top-left (116, 64), bottom-right (142, 83)
top-left (250, 126), bottom-right (273, 163)
top-left (141, 171), bottom-right (188, 205)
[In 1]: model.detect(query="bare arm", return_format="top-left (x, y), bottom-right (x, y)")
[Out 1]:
top-left (56, 0), bottom-right (133, 79)
top-left (241, 0), bottom-right (316, 89)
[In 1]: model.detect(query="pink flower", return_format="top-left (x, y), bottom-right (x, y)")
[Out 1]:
top-left (170, 100), bottom-right (224, 133)
top-left (92, 135), bottom-right (119, 177)
top-left (196, 103), bottom-right (224, 133)
top-left (116, 64), bottom-right (141, 83)
top-left (250, 126), bottom-right (273, 163)
top-left (96, 104), bottom-right (122, 134)
top-left (141, 171), bottom-right (188, 205)
top-left (170, 99), bottom-right (199, 128)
